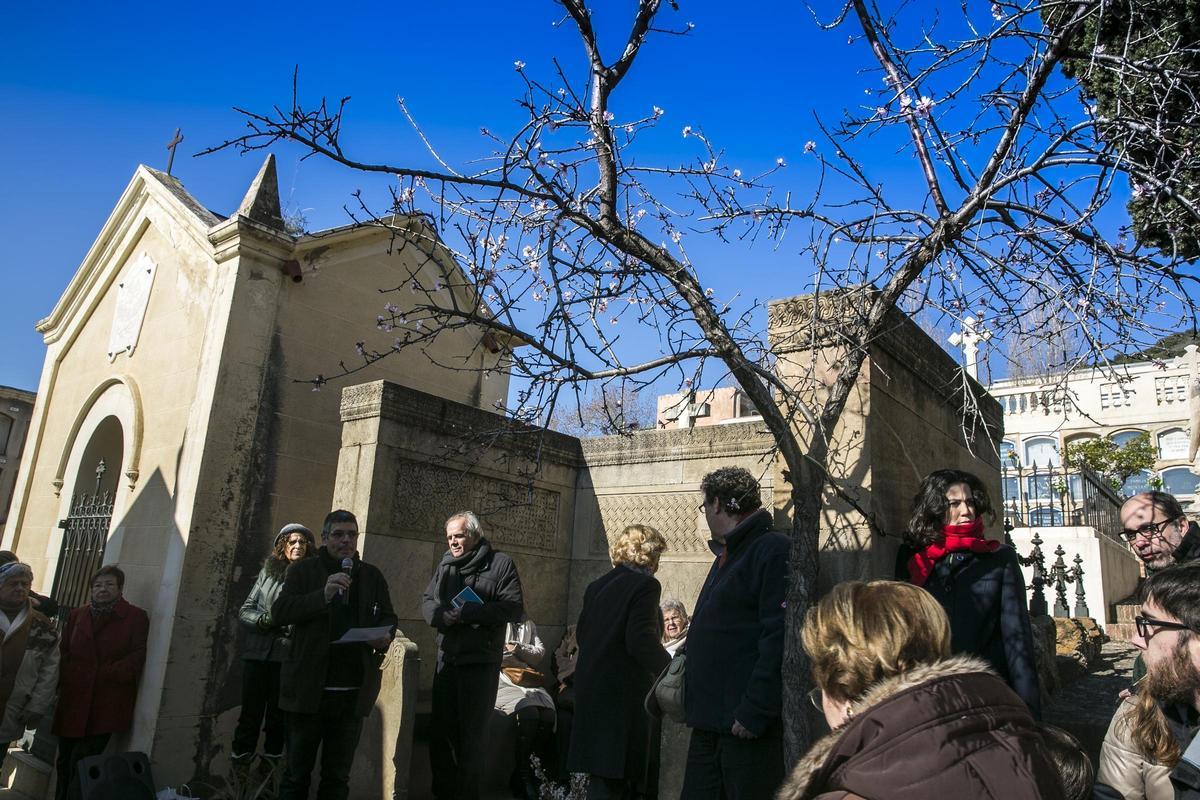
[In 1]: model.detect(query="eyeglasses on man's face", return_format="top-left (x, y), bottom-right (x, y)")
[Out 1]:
top-left (1119, 517), bottom-right (1176, 543)
top-left (1134, 613), bottom-right (1194, 641)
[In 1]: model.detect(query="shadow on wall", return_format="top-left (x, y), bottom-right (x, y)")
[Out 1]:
top-left (102, 463), bottom-right (184, 765)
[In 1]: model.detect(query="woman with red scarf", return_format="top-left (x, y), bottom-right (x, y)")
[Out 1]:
top-left (896, 469), bottom-right (1041, 718)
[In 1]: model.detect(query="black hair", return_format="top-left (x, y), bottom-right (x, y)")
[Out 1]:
top-left (1141, 560), bottom-right (1200, 634)
top-left (1142, 490), bottom-right (1187, 525)
top-left (700, 467), bottom-right (763, 516)
top-left (904, 468), bottom-right (995, 548)
top-left (322, 509), bottom-right (358, 539)
top-left (92, 564), bottom-right (126, 589)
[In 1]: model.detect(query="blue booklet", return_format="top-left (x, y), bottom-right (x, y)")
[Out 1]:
top-left (452, 586), bottom-right (484, 608)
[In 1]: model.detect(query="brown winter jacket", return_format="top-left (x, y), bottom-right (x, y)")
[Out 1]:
top-left (777, 655), bottom-right (1061, 800)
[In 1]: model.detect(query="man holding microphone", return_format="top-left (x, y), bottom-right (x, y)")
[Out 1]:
top-left (273, 509), bottom-right (397, 800)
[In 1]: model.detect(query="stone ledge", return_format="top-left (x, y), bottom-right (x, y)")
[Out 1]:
top-left (340, 380), bottom-right (584, 467)
top-left (579, 421), bottom-right (775, 467)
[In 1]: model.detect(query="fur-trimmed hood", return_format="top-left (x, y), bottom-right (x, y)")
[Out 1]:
top-left (779, 654), bottom-right (1057, 800)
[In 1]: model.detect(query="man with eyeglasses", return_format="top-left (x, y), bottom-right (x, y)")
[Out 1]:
top-left (681, 467), bottom-right (788, 800)
top-left (1119, 491), bottom-right (1200, 573)
top-left (1096, 561), bottom-right (1200, 799)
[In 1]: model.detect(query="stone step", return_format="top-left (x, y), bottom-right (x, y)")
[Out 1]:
top-left (1107, 622), bottom-right (1138, 641)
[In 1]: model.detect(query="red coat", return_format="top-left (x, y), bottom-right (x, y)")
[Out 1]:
top-left (52, 598), bottom-right (149, 738)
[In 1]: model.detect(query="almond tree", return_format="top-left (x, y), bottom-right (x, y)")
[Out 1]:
top-left (209, 0), bottom-right (1199, 759)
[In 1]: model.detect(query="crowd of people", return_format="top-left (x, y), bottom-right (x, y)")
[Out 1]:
top-left (0, 555), bottom-right (148, 800)
top-left (3, 465), bottom-right (1199, 800)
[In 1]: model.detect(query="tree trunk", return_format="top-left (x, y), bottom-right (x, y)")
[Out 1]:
top-left (781, 472), bottom-right (824, 767)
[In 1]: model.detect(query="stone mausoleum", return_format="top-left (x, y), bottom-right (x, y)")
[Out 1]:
top-left (4, 157), bottom-right (1009, 798)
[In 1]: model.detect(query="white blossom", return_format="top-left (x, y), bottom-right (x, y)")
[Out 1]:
top-left (705, 288), bottom-right (714, 297)
top-left (776, 157), bottom-right (787, 166)
top-left (514, 60), bottom-right (526, 71)
top-left (732, 168), bottom-right (742, 179)
top-left (652, 105), bottom-right (664, 116)
top-left (914, 96), bottom-right (936, 117)
top-left (803, 141), bottom-right (816, 153)
top-left (682, 125), bottom-right (692, 138)
top-left (991, 3), bottom-right (1004, 20)
top-left (603, 110), bottom-right (614, 121)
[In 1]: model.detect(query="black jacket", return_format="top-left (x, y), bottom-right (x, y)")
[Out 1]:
top-left (420, 539), bottom-right (524, 667)
top-left (567, 565), bottom-right (670, 785)
top-left (896, 543), bottom-right (1041, 718)
top-left (1173, 521), bottom-right (1200, 567)
top-left (271, 547), bottom-right (397, 716)
top-left (684, 509), bottom-right (788, 736)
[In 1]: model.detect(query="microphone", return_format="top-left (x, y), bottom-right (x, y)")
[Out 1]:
top-left (340, 557), bottom-right (353, 605)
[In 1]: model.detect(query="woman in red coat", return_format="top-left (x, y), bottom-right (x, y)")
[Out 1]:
top-left (51, 565), bottom-right (149, 800)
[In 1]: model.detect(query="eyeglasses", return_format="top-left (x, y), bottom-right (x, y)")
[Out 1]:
top-left (807, 687), bottom-right (822, 710)
top-left (1134, 613), bottom-right (1194, 641)
top-left (1119, 518), bottom-right (1176, 543)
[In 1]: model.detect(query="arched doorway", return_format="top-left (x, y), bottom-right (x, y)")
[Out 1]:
top-left (51, 415), bottom-right (124, 619)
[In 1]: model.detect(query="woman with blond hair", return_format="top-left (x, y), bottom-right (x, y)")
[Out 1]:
top-left (568, 525), bottom-right (671, 799)
top-left (779, 580), bottom-right (1060, 800)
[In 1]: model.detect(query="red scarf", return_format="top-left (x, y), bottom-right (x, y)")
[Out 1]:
top-left (906, 519), bottom-right (999, 587)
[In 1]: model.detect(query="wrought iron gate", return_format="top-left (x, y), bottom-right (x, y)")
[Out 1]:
top-left (51, 459), bottom-right (113, 621)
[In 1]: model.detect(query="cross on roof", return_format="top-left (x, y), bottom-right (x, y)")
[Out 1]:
top-left (165, 128), bottom-right (184, 176)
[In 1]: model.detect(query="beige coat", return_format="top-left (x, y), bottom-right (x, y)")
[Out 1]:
top-left (0, 604), bottom-right (60, 742)
top-left (1098, 698), bottom-right (1174, 800)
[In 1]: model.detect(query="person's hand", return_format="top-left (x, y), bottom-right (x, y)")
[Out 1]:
top-left (442, 608), bottom-right (461, 626)
top-left (504, 642), bottom-right (518, 655)
top-left (324, 573), bottom-right (351, 602)
top-left (256, 612), bottom-right (273, 630)
top-left (731, 720), bottom-right (757, 739)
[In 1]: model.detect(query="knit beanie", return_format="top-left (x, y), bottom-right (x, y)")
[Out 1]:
top-left (275, 523), bottom-right (315, 548)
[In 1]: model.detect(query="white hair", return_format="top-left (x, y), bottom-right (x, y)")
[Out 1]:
top-left (446, 510), bottom-right (482, 538)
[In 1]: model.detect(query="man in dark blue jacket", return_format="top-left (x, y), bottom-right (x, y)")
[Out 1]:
top-left (681, 467), bottom-right (788, 800)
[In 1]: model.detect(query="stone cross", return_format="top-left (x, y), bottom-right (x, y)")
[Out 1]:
top-left (676, 395), bottom-right (698, 429)
top-left (166, 128), bottom-right (184, 176)
top-left (947, 315), bottom-right (992, 380)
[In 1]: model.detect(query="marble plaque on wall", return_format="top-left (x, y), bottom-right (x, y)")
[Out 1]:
top-left (107, 252), bottom-right (157, 361)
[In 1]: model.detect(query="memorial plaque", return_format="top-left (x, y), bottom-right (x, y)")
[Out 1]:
top-left (107, 252), bottom-right (157, 361)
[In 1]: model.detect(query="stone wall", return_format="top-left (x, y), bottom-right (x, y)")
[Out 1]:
top-left (572, 422), bottom-right (778, 619)
top-left (768, 291), bottom-right (1005, 586)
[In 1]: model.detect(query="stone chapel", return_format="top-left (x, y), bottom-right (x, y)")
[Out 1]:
top-left (1, 155), bottom-right (510, 791)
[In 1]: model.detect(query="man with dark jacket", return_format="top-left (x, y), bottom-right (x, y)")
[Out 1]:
top-left (681, 467), bottom-right (788, 800)
top-left (272, 509), bottom-right (397, 800)
top-left (1121, 491), bottom-right (1200, 573)
top-left (1120, 491), bottom-right (1200, 686)
top-left (421, 510), bottom-right (524, 800)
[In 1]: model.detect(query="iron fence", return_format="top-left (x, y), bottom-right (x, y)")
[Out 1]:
top-left (1001, 461), bottom-right (1124, 542)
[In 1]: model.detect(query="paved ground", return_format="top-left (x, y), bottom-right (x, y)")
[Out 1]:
top-left (1044, 639), bottom-right (1140, 765)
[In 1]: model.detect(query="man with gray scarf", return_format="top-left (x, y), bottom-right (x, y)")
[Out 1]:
top-left (421, 511), bottom-right (524, 800)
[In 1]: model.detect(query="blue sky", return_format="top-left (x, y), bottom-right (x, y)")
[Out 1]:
top-left (0, 1), bottom-right (1168, 400)
top-left (0, 1), bottom-right (894, 394)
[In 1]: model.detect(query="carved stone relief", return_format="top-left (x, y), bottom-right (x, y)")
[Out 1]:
top-left (592, 492), bottom-right (709, 556)
top-left (391, 459), bottom-right (560, 551)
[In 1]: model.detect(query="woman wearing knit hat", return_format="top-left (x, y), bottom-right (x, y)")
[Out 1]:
top-left (230, 523), bottom-right (314, 764)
